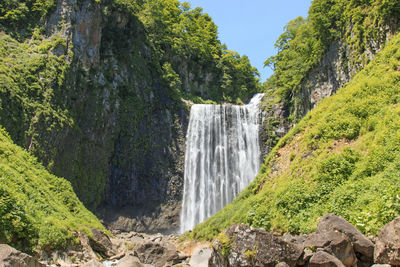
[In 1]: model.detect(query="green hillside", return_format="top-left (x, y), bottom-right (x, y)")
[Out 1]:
top-left (0, 127), bottom-right (104, 253)
top-left (190, 32), bottom-right (400, 240)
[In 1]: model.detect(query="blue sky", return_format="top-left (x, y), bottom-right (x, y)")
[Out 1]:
top-left (185, 0), bottom-right (312, 82)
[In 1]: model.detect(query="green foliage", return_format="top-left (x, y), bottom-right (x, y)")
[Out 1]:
top-left (0, 32), bottom-right (73, 169)
top-left (0, 0), bottom-right (56, 36)
top-left (132, 0), bottom-right (260, 103)
top-left (264, 0), bottom-right (399, 108)
top-left (0, 127), bottom-right (104, 253)
top-left (217, 232), bottom-right (232, 258)
top-left (191, 33), bottom-right (400, 239)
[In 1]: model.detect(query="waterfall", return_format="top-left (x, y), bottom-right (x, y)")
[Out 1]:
top-left (180, 93), bottom-right (264, 233)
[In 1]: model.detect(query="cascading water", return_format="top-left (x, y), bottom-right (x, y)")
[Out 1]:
top-left (180, 93), bottom-right (264, 233)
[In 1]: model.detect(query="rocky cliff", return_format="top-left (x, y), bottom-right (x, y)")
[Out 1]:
top-left (42, 0), bottom-right (189, 232)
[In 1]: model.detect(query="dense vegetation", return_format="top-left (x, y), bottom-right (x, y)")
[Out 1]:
top-left (0, 32), bottom-right (72, 167)
top-left (0, 0), bottom-right (57, 36)
top-left (114, 0), bottom-right (261, 103)
top-left (190, 32), bottom-right (400, 240)
top-left (0, 127), bottom-right (104, 253)
top-left (265, 0), bottom-right (400, 113)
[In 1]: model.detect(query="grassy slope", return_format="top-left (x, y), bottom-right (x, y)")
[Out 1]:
top-left (190, 32), bottom-right (400, 240)
top-left (0, 126), bottom-right (104, 253)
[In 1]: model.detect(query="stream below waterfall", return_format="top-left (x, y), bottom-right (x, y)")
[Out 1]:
top-left (180, 93), bottom-right (264, 233)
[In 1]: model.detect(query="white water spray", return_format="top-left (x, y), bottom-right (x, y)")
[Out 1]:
top-left (180, 94), bottom-right (264, 233)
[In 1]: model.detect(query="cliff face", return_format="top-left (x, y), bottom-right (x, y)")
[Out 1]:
top-left (1, 0), bottom-right (260, 233)
top-left (261, 20), bottom-right (399, 156)
top-left (296, 22), bottom-right (399, 118)
top-left (41, 0), bottom-right (190, 232)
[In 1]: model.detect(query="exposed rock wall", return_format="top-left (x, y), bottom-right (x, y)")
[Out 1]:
top-left (35, 0), bottom-right (190, 232)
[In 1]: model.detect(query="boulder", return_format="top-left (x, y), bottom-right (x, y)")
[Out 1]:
top-left (189, 247), bottom-right (212, 267)
top-left (0, 244), bottom-right (45, 267)
top-left (210, 224), bottom-right (303, 267)
top-left (116, 254), bottom-right (147, 267)
top-left (374, 217), bottom-right (400, 265)
top-left (89, 228), bottom-right (115, 257)
top-left (308, 251), bottom-right (345, 267)
top-left (82, 259), bottom-right (103, 267)
top-left (136, 241), bottom-right (181, 267)
top-left (298, 248), bottom-right (313, 266)
top-left (275, 262), bottom-right (289, 267)
top-left (317, 214), bottom-right (374, 261)
top-left (304, 231), bottom-right (357, 266)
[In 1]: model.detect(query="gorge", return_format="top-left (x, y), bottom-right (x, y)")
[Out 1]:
top-left (180, 94), bottom-right (264, 233)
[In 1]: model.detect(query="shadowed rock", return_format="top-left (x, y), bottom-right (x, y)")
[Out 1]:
top-left (89, 228), bottom-right (115, 257)
top-left (308, 251), bottom-right (345, 267)
top-left (317, 214), bottom-right (374, 261)
top-left (304, 231), bottom-right (357, 266)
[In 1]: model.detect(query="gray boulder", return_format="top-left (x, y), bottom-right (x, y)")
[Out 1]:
top-left (317, 214), bottom-right (374, 261)
top-left (189, 247), bottom-right (212, 267)
top-left (304, 231), bottom-right (357, 266)
top-left (0, 244), bottom-right (45, 267)
top-left (136, 241), bottom-right (181, 267)
top-left (308, 251), bottom-right (345, 267)
top-left (374, 217), bottom-right (400, 265)
top-left (275, 262), bottom-right (289, 267)
top-left (116, 254), bottom-right (148, 267)
top-left (210, 224), bottom-right (303, 267)
top-left (89, 228), bottom-right (115, 257)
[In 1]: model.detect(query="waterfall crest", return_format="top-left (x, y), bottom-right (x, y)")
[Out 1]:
top-left (180, 94), bottom-right (264, 233)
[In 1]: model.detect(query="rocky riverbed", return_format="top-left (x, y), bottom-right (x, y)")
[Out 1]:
top-left (2, 213), bottom-right (400, 266)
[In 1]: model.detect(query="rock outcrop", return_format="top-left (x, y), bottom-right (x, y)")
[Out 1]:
top-left (308, 251), bottom-right (345, 267)
top-left (304, 231), bottom-right (357, 266)
top-left (210, 214), bottom-right (378, 267)
top-left (210, 224), bottom-right (303, 267)
top-left (89, 228), bottom-right (115, 257)
top-left (43, 0), bottom-right (190, 233)
top-left (317, 213), bottom-right (374, 263)
top-left (189, 247), bottom-right (212, 267)
top-left (0, 244), bottom-right (45, 267)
